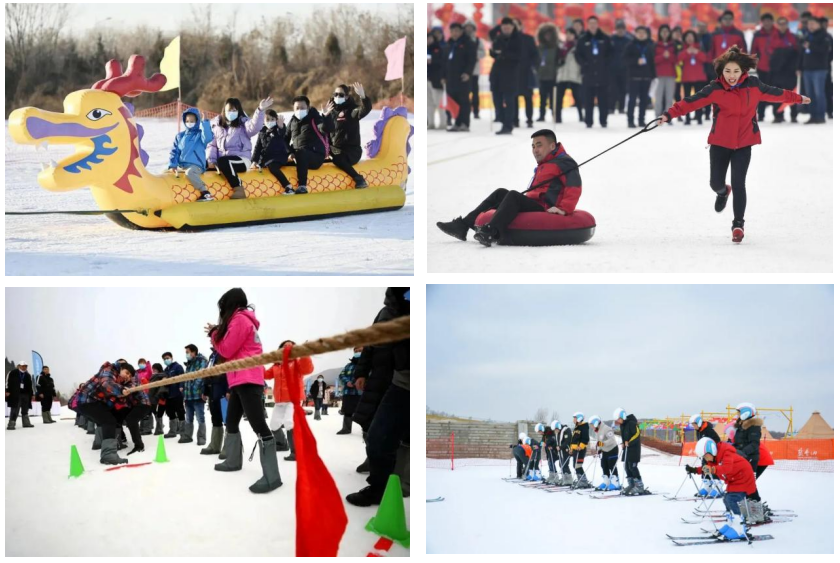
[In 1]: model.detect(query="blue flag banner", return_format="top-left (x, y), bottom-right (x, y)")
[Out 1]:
top-left (32, 350), bottom-right (44, 389)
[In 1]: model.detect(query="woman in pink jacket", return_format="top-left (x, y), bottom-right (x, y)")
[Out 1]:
top-left (207, 288), bottom-right (281, 494)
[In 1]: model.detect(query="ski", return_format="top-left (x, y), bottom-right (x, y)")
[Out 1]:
top-left (590, 490), bottom-right (660, 499)
top-left (501, 477), bottom-right (523, 482)
top-left (426, 497), bottom-right (445, 503)
top-left (663, 495), bottom-right (704, 502)
top-left (671, 534), bottom-right (774, 547)
top-left (682, 516), bottom-right (794, 525)
top-left (666, 533), bottom-right (717, 540)
top-left (693, 509), bottom-right (796, 517)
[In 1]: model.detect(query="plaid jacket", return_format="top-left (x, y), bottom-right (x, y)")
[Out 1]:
top-left (337, 359), bottom-right (360, 398)
top-left (182, 354), bottom-right (208, 401)
top-left (69, 362), bottom-right (129, 411)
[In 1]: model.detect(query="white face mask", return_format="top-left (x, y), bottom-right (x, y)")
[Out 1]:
top-left (185, 121), bottom-right (198, 129)
top-left (265, 120), bottom-right (277, 128)
top-left (295, 109), bottom-right (308, 120)
top-left (334, 96), bottom-right (346, 105)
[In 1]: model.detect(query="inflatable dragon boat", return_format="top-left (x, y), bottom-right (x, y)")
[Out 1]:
top-left (8, 55), bottom-right (412, 230)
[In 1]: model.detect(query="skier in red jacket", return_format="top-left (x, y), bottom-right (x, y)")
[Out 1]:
top-left (657, 46), bottom-right (810, 243)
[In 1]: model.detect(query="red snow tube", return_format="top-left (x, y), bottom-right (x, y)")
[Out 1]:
top-left (475, 210), bottom-right (596, 246)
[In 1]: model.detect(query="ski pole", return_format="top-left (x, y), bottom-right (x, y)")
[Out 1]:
top-left (688, 473), bottom-right (721, 532)
top-left (671, 472), bottom-right (690, 499)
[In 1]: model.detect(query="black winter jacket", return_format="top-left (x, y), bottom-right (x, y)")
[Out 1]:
top-left (734, 417), bottom-right (763, 470)
top-left (800, 29), bottom-right (831, 71)
top-left (624, 38), bottom-right (656, 80)
top-left (445, 35), bottom-right (477, 90)
top-left (286, 108), bottom-right (334, 154)
top-left (6, 368), bottom-right (33, 406)
top-left (620, 414), bottom-right (641, 463)
top-left (696, 421), bottom-right (721, 444)
top-left (575, 29), bottom-right (614, 85)
top-left (490, 30), bottom-right (523, 84)
top-left (328, 96), bottom-right (372, 155)
top-left (427, 42), bottom-right (446, 89)
top-left (252, 125), bottom-right (290, 167)
top-left (36, 373), bottom-right (56, 402)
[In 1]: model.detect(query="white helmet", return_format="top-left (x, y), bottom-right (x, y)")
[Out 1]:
top-left (613, 408), bottom-right (627, 421)
top-left (550, 420), bottom-right (560, 431)
top-left (573, 412), bottom-right (585, 424)
top-left (695, 437), bottom-right (717, 458)
top-left (518, 432), bottom-right (528, 442)
top-left (736, 402), bottom-right (756, 420)
top-left (523, 437), bottom-right (533, 446)
top-left (689, 414), bottom-right (703, 428)
top-left (589, 415), bottom-right (601, 428)
top-left (534, 422), bottom-right (545, 433)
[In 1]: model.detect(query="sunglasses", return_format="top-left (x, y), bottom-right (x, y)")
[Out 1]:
top-left (334, 92), bottom-right (345, 96)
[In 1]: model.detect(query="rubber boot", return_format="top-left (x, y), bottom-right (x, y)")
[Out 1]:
top-left (153, 416), bottom-right (164, 435)
top-left (196, 422), bottom-right (207, 446)
top-left (394, 442), bottom-right (410, 497)
top-left (7, 418), bottom-right (16, 430)
top-left (87, 420), bottom-right (95, 434)
top-left (92, 427), bottom-right (103, 450)
top-left (22, 414), bottom-right (34, 428)
top-left (100, 437), bottom-right (128, 465)
top-left (314, 409), bottom-right (321, 421)
top-left (42, 413), bottom-right (49, 424)
top-left (283, 429), bottom-right (296, 461)
top-left (249, 436), bottom-right (283, 494)
top-left (272, 428), bottom-right (289, 452)
top-left (140, 415), bottom-right (153, 435)
top-left (164, 418), bottom-right (178, 439)
top-left (201, 426), bottom-right (223, 455)
top-left (337, 415), bottom-right (352, 435)
top-left (47, 411), bottom-right (56, 423)
top-left (219, 430), bottom-right (230, 460)
top-left (214, 432), bottom-right (243, 471)
top-left (179, 421), bottom-right (194, 443)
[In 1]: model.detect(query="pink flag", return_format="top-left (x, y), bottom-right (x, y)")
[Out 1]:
top-left (384, 36), bottom-right (407, 81)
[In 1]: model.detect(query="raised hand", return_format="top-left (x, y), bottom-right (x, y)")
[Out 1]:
top-left (258, 96), bottom-right (274, 111)
top-left (277, 114), bottom-right (285, 127)
top-left (325, 100), bottom-right (336, 114)
top-left (352, 81), bottom-right (365, 98)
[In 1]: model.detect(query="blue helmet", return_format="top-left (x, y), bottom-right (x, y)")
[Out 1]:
top-left (695, 437), bottom-right (717, 458)
top-left (573, 412), bottom-right (585, 424)
top-left (550, 420), bottom-right (560, 431)
top-left (534, 423), bottom-right (545, 433)
top-left (736, 402), bottom-right (756, 421)
top-left (589, 415), bottom-right (601, 428)
top-left (689, 414), bottom-right (703, 428)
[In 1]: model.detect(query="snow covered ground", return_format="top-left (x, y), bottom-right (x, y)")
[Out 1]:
top-left (5, 110), bottom-right (413, 276)
top-left (426, 447), bottom-right (832, 554)
top-left (428, 107), bottom-right (832, 272)
top-left (5, 407), bottom-right (409, 557)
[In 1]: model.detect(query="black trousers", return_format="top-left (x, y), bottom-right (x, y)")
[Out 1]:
top-left (610, 70), bottom-right (627, 112)
top-left (289, 147), bottom-right (325, 187)
top-left (573, 448), bottom-right (586, 476)
top-left (499, 83), bottom-right (518, 130)
top-left (153, 402), bottom-right (166, 418)
top-left (558, 448), bottom-right (572, 474)
top-left (225, 383), bottom-right (271, 439)
top-left (366, 384), bottom-right (410, 494)
top-left (682, 82), bottom-right (706, 121)
top-left (757, 70), bottom-right (772, 119)
top-left (217, 155), bottom-right (248, 188)
top-left (826, 70), bottom-right (833, 116)
top-left (626, 79), bottom-right (651, 125)
top-left (330, 146), bottom-right (363, 181)
top-left (117, 404), bottom-right (152, 446)
top-left (625, 459), bottom-right (642, 480)
top-left (208, 397), bottom-right (224, 427)
top-left (165, 396), bottom-right (185, 421)
top-left (464, 188), bottom-right (545, 233)
top-left (76, 403), bottom-right (118, 440)
top-left (8, 396), bottom-right (31, 421)
top-left (513, 445), bottom-right (528, 477)
top-left (491, 82), bottom-right (504, 121)
top-left (266, 162), bottom-right (291, 189)
top-left (450, 86), bottom-right (471, 127)
top-left (514, 88), bottom-right (534, 124)
top-left (556, 81), bottom-right (584, 122)
top-left (600, 447), bottom-right (619, 476)
top-left (538, 80), bottom-right (555, 117)
top-left (583, 81), bottom-right (609, 126)
top-left (709, 145), bottom-right (751, 221)
top-left (470, 75), bottom-right (480, 117)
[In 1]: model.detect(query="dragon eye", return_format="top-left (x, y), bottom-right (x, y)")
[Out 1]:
top-left (86, 109), bottom-right (112, 121)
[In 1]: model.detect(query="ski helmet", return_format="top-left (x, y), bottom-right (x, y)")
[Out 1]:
top-left (736, 402), bottom-right (756, 420)
top-left (724, 424), bottom-right (736, 441)
top-left (689, 414), bottom-right (703, 428)
top-left (523, 437), bottom-right (533, 446)
top-left (550, 420), bottom-right (560, 431)
top-left (589, 415), bottom-right (601, 428)
top-left (613, 408), bottom-right (626, 421)
top-left (519, 432), bottom-right (528, 442)
top-left (573, 412), bottom-right (585, 424)
top-left (695, 437), bottom-right (717, 458)
top-left (534, 422), bottom-right (545, 433)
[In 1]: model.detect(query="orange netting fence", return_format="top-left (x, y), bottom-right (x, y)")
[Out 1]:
top-left (134, 101), bottom-right (219, 120)
top-left (682, 439), bottom-right (834, 461)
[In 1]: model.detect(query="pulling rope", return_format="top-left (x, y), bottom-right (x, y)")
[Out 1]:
top-left (5, 209), bottom-right (149, 216)
top-left (522, 118), bottom-right (660, 195)
top-left (124, 315), bottom-right (410, 394)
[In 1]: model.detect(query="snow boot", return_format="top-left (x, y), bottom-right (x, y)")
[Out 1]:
top-left (87, 420), bottom-right (95, 434)
top-left (436, 217), bottom-right (470, 241)
top-left (75, 414), bottom-right (83, 427)
top-left (46, 411), bottom-right (56, 423)
top-left (7, 419), bottom-right (16, 430)
top-left (561, 473), bottom-right (574, 486)
top-left (201, 426), bottom-right (224, 455)
top-left (596, 475), bottom-right (609, 491)
top-left (356, 456), bottom-right (370, 474)
top-left (22, 414), bottom-right (34, 428)
top-left (547, 471), bottom-right (558, 485)
top-left (118, 428), bottom-right (128, 450)
top-left (153, 416), bottom-right (164, 435)
top-left (218, 430), bottom-right (230, 459)
top-left (283, 429), bottom-right (296, 461)
top-left (196, 423), bottom-right (207, 446)
top-left (100, 438), bottom-right (128, 465)
top-left (732, 219), bottom-right (745, 243)
top-left (395, 443), bottom-right (410, 497)
top-left (473, 224), bottom-right (500, 247)
top-left (164, 418), bottom-right (179, 439)
top-left (140, 415), bottom-right (153, 435)
top-left (214, 432), bottom-right (243, 471)
top-left (314, 409), bottom-right (321, 421)
top-left (622, 477), bottom-right (635, 495)
top-left (272, 428), bottom-right (289, 452)
top-left (127, 442), bottom-right (145, 455)
top-left (249, 436), bottom-right (283, 494)
top-left (608, 474), bottom-right (621, 491)
top-left (346, 485), bottom-right (383, 507)
top-left (572, 474), bottom-right (590, 489)
top-left (42, 413), bottom-right (49, 424)
top-left (92, 426), bottom-right (103, 450)
top-left (178, 421), bottom-right (194, 443)
top-left (337, 414), bottom-right (352, 434)
top-left (714, 184), bottom-right (731, 213)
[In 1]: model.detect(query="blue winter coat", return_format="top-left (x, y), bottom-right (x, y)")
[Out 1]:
top-left (168, 107), bottom-right (214, 172)
top-left (183, 353), bottom-right (208, 402)
top-left (164, 361), bottom-right (185, 399)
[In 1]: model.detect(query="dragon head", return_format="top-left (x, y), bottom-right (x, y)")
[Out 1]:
top-left (8, 55), bottom-right (166, 194)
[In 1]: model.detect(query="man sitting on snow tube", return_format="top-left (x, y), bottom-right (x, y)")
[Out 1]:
top-left (436, 129), bottom-right (583, 247)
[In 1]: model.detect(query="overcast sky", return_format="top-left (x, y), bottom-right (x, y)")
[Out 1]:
top-left (6, 287), bottom-right (388, 395)
top-left (427, 285), bottom-right (834, 432)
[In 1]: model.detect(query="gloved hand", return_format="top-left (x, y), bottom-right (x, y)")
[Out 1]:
top-left (685, 464), bottom-right (696, 475)
top-left (702, 464), bottom-right (713, 476)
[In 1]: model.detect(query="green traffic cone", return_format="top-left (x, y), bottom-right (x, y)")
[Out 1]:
top-left (69, 445), bottom-right (85, 478)
top-left (365, 474), bottom-right (410, 548)
top-left (154, 435), bottom-right (169, 463)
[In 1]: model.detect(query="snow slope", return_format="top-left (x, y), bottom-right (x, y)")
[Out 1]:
top-left (5, 111), bottom-right (413, 276)
top-left (5, 407), bottom-right (409, 557)
top-left (426, 448), bottom-right (832, 554)
top-left (428, 107), bottom-right (832, 272)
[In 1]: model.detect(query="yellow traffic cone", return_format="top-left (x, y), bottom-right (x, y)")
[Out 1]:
top-left (365, 474), bottom-right (409, 547)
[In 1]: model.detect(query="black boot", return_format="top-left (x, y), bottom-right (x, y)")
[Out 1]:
top-left (473, 224), bottom-right (500, 247)
top-left (346, 485), bottom-right (383, 507)
top-left (100, 438), bottom-right (128, 465)
top-left (356, 457), bottom-right (370, 474)
top-left (436, 217), bottom-right (470, 241)
top-left (249, 436), bottom-right (283, 494)
top-left (283, 429), bottom-right (296, 461)
top-left (22, 414), bottom-right (34, 428)
top-left (714, 184), bottom-right (731, 213)
top-left (273, 428), bottom-right (289, 452)
top-left (214, 432), bottom-right (243, 471)
top-left (337, 415), bottom-right (352, 435)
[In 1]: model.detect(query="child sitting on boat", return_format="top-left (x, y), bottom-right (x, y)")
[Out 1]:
top-left (167, 108), bottom-right (215, 202)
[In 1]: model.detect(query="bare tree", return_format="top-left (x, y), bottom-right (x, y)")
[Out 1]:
top-left (550, 411), bottom-right (560, 423)
top-left (533, 407), bottom-right (548, 423)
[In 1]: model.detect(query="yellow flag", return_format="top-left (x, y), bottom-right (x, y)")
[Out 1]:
top-left (158, 36), bottom-right (180, 92)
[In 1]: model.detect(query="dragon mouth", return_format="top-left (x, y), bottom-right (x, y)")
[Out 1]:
top-left (24, 117), bottom-right (119, 174)
top-left (33, 134), bottom-right (118, 176)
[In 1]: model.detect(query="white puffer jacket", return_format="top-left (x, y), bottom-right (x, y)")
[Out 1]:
top-left (594, 423), bottom-right (619, 452)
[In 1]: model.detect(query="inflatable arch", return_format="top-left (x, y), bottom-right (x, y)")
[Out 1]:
top-left (8, 55), bottom-right (412, 230)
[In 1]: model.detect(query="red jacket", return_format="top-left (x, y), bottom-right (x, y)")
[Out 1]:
top-left (264, 356), bottom-right (314, 403)
top-left (666, 74), bottom-right (802, 149)
top-left (758, 443), bottom-right (775, 467)
top-left (524, 143), bottom-right (582, 215)
top-left (654, 41), bottom-right (678, 77)
top-left (136, 363), bottom-right (153, 385)
top-left (708, 26), bottom-right (747, 59)
top-left (677, 49), bottom-right (708, 82)
top-left (769, 29), bottom-right (798, 53)
top-left (750, 27), bottom-right (776, 72)
top-left (696, 442), bottom-right (757, 494)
